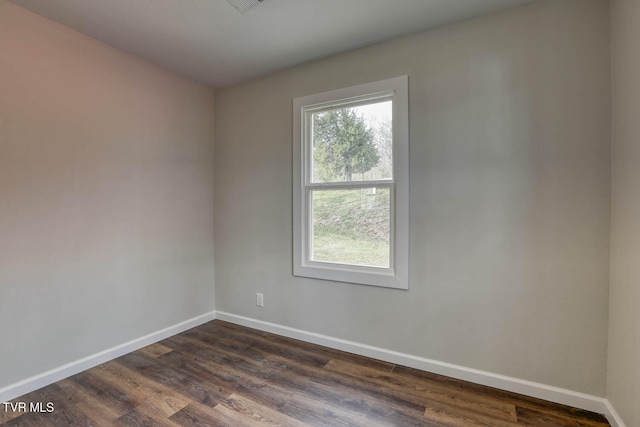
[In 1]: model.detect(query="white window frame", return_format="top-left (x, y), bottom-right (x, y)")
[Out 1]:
top-left (293, 76), bottom-right (409, 290)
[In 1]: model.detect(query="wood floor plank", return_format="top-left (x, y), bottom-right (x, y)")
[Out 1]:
top-left (155, 343), bottom-right (373, 426)
top-left (56, 373), bottom-right (141, 423)
top-left (55, 377), bottom-right (125, 424)
top-left (424, 399), bottom-right (519, 427)
top-left (393, 364), bottom-right (609, 425)
top-left (32, 384), bottom-right (99, 427)
top-left (0, 413), bottom-right (54, 427)
top-left (201, 320), bottom-right (397, 374)
top-left (266, 353), bottom-right (427, 420)
top-left (94, 361), bottom-right (189, 417)
top-left (0, 385), bottom-right (80, 427)
top-left (515, 406), bottom-right (610, 427)
top-left (180, 326), bottom-right (333, 369)
top-left (216, 393), bottom-right (312, 427)
top-left (137, 343), bottom-right (174, 359)
top-left (514, 400), bottom-right (610, 426)
top-left (391, 364), bottom-right (521, 406)
top-left (168, 402), bottom-right (222, 427)
top-left (0, 320), bottom-right (610, 427)
top-left (0, 406), bottom-right (27, 424)
top-left (326, 358), bottom-right (518, 423)
top-left (233, 383), bottom-right (368, 427)
top-left (161, 348), bottom-right (266, 391)
top-left (116, 352), bottom-right (233, 407)
top-left (112, 407), bottom-right (181, 427)
top-left (365, 403), bottom-right (448, 427)
top-left (176, 331), bottom-right (422, 424)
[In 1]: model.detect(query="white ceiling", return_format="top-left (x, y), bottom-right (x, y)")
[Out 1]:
top-left (9, 0), bottom-right (539, 88)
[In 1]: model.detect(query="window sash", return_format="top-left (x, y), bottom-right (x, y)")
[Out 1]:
top-left (302, 182), bottom-right (395, 272)
top-left (304, 94), bottom-right (395, 186)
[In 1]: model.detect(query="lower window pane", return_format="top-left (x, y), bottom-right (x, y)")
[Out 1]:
top-left (311, 188), bottom-right (390, 268)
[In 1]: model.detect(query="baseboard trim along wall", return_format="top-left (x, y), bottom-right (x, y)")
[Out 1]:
top-left (604, 399), bottom-right (628, 427)
top-left (0, 311), bottom-right (216, 404)
top-left (215, 311), bottom-right (624, 425)
top-left (0, 309), bottom-right (626, 427)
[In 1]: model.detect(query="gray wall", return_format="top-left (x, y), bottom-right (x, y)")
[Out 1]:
top-left (214, 0), bottom-right (610, 396)
top-left (0, 1), bottom-right (215, 388)
top-left (608, 0), bottom-right (640, 424)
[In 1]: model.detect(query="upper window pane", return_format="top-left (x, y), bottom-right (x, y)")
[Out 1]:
top-left (311, 100), bottom-right (392, 183)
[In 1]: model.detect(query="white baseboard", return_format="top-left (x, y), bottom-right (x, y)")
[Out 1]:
top-left (0, 311), bottom-right (216, 403)
top-left (604, 399), bottom-right (627, 427)
top-left (1, 309), bottom-right (624, 427)
top-left (215, 311), bottom-right (608, 416)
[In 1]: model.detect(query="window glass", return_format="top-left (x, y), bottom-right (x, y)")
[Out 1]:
top-left (311, 187), bottom-right (390, 268)
top-left (311, 100), bottom-right (392, 183)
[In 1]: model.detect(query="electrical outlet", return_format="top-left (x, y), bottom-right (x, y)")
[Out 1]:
top-left (256, 293), bottom-right (264, 307)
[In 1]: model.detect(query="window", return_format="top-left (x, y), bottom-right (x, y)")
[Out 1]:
top-left (293, 76), bottom-right (408, 289)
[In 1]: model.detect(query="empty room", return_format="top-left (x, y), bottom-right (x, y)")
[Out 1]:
top-left (0, 0), bottom-right (638, 425)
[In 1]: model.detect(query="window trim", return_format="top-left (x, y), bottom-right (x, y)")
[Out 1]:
top-left (293, 76), bottom-right (409, 290)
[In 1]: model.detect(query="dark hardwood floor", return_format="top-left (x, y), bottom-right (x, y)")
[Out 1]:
top-left (0, 320), bottom-right (610, 426)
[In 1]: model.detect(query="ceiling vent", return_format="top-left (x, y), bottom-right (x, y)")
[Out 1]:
top-left (227, 0), bottom-right (268, 14)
